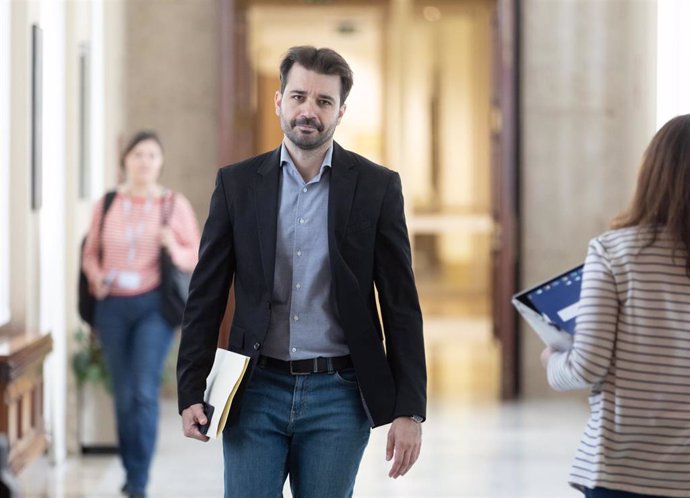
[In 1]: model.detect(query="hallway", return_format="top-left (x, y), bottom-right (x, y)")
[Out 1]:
top-left (19, 397), bottom-right (586, 497)
top-left (3, 3), bottom-right (675, 497)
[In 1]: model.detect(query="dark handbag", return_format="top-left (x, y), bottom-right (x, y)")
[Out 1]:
top-left (78, 191), bottom-right (117, 327)
top-left (160, 193), bottom-right (192, 328)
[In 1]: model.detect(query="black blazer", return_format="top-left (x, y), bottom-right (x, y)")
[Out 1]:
top-left (177, 142), bottom-right (426, 428)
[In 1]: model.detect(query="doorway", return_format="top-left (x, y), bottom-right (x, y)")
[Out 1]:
top-left (246, 4), bottom-right (385, 163)
top-left (226, 0), bottom-right (517, 401)
top-left (395, 1), bottom-right (500, 401)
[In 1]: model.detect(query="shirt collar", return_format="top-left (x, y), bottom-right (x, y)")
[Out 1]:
top-left (280, 142), bottom-right (334, 174)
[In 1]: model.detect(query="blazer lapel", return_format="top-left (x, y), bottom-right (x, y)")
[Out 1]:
top-left (329, 142), bottom-right (358, 249)
top-left (253, 147), bottom-right (281, 294)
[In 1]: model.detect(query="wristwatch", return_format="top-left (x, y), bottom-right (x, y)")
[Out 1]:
top-left (410, 415), bottom-right (423, 424)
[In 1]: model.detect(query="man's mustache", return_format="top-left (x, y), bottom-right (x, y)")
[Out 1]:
top-left (291, 117), bottom-right (324, 132)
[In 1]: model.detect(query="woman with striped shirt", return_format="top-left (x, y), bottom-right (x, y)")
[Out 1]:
top-left (542, 114), bottom-right (690, 498)
top-left (82, 131), bottom-right (200, 498)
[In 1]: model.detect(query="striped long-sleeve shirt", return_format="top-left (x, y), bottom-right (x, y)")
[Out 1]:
top-left (548, 225), bottom-right (690, 497)
top-left (82, 189), bottom-right (200, 297)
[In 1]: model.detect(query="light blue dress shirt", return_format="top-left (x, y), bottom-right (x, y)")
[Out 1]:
top-left (261, 143), bottom-right (349, 361)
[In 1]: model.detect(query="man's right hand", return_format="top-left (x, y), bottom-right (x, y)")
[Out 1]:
top-left (181, 403), bottom-right (210, 442)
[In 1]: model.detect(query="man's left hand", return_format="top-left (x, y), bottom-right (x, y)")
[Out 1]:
top-left (386, 416), bottom-right (422, 479)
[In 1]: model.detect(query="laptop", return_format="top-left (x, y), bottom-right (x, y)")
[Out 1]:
top-left (512, 265), bottom-right (584, 349)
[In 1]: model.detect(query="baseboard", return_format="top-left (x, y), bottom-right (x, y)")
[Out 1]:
top-left (80, 445), bottom-right (118, 455)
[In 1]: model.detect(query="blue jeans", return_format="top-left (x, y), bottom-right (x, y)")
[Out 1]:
top-left (94, 289), bottom-right (174, 495)
top-left (222, 364), bottom-right (371, 498)
top-left (584, 487), bottom-right (670, 498)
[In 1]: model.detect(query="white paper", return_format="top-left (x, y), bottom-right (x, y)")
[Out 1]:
top-left (203, 348), bottom-right (250, 439)
top-left (557, 302), bottom-right (579, 322)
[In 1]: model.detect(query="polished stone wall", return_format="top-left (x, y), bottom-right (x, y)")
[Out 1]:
top-left (520, 0), bottom-right (657, 396)
top-left (124, 0), bottom-right (220, 222)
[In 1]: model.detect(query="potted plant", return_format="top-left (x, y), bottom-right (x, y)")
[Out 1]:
top-left (72, 328), bottom-right (111, 392)
top-left (71, 328), bottom-right (117, 453)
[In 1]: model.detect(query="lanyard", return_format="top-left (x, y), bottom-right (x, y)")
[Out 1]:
top-left (122, 192), bottom-right (154, 265)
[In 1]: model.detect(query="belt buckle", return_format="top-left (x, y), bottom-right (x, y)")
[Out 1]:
top-left (289, 360), bottom-right (311, 375)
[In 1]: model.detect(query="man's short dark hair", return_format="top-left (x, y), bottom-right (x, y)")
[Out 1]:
top-left (279, 46), bottom-right (354, 105)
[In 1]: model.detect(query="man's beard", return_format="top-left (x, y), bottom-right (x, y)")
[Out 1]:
top-left (281, 115), bottom-right (336, 151)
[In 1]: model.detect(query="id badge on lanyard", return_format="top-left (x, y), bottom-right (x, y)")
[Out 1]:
top-left (116, 271), bottom-right (142, 290)
top-left (121, 194), bottom-right (154, 288)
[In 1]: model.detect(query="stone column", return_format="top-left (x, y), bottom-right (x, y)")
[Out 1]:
top-left (520, 0), bottom-right (657, 397)
top-left (125, 0), bottom-right (221, 222)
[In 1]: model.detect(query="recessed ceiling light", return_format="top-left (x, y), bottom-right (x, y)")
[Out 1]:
top-left (423, 6), bottom-right (442, 22)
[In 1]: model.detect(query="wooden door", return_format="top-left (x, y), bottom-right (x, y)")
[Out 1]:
top-left (490, 0), bottom-right (520, 399)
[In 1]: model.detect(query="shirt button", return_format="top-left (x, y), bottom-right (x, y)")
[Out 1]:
top-left (302, 187), bottom-right (308, 193)
top-left (299, 218), bottom-right (305, 224)
top-left (295, 283), bottom-right (301, 289)
top-left (253, 342), bottom-right (261, 350)
top-left (293, 315), bottom-right (299, 321)
top-left (297, 250), bottom-right (302, 256)
top-left (292, 347), bottom-right (297, 353)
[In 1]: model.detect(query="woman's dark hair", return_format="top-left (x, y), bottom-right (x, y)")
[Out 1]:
top-left (279, 46), bottom-right (354, 105)
top-left (612, 114), bottom-right (690, 273)
top-left (120, 130), bottom-right (163, 170)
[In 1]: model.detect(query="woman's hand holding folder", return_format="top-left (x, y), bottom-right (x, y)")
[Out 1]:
top-left (540, 346), bottom-right (555, 369)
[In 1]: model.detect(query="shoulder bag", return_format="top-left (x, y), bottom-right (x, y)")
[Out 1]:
top-left (160, 192), bottom-right (192, 328)
top-left (78, 191), bottom-right (117, 327)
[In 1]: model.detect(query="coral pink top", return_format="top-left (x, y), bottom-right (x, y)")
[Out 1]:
top-left (82, 190), bottom-right (200, 297)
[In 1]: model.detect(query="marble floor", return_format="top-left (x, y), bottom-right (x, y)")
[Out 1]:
top-left (18, 396), bottom-right (588, 498)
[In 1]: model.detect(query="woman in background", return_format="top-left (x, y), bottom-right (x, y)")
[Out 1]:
top-left (82, 130), bottom-right (200, 498)
top-left (542, 114), bottom-right (690, 498)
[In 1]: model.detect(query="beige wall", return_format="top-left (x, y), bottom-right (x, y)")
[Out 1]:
top-left (64, 0), bottom-right (111, 456)
top-left (104, 0), bottom-right (127, 189)
top-left (7, 0), bottom-right (93, 462)
top-left (8, 0), bottom-right (36, 329)
top-left (520, 0), bottom-right (657, 397)
top-left (124, 0), bottom-right (220, 222)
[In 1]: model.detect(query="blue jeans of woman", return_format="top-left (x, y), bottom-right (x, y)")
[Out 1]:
top-left (94, 289), bottom-right (174, 495)
top-left (222, 364), bottom-right (371, 498)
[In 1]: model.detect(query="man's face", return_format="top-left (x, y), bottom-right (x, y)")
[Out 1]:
top-left (275, 63), bottom-right (346, 151)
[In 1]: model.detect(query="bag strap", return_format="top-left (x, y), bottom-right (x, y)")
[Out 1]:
top-left (161, 190), bottom-right (176, 227)
top-left (97, 191), bottom-right (117, 263)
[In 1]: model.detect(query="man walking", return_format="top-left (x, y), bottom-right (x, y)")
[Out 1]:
top-left (177, 46), bottom-right (426, 498)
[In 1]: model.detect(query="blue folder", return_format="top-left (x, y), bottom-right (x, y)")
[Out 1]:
top-left (513, 265), bottom-right (584, 335)
top-left (513, 265), bottom-right (584, 345)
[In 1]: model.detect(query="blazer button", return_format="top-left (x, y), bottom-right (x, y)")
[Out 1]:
top-left (253, 342), bottom-right (261, 350)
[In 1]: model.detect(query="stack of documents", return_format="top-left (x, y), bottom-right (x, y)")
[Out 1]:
top-left (202, 348), bottom-right (250, 439)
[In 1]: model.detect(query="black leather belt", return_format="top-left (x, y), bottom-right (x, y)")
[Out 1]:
top-left (258, 355), bottom-right (352, 375)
